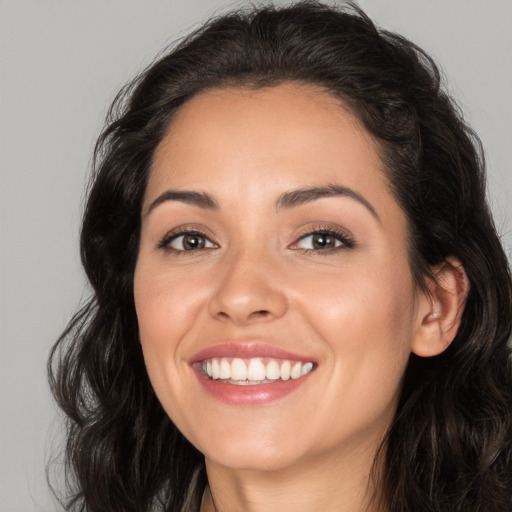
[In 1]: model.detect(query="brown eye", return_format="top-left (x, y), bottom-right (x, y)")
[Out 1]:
top-left (183, 234), bottom-right (205, 250)
top-left (295, 231), bottom-right (345, 250)
top-left (311, 233), bottom-right (337, 249)
top-left (168, 233), bottom-right (215, 251)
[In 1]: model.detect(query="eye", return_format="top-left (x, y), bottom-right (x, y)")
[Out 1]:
top-left (292, 228), bottom-right (354, 252)
top-left (160, 231), bottom-right (216, 252)
top-left (296, 232), bottom-right (342, 250)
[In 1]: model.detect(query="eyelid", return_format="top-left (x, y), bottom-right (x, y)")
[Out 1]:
top-left (157, 225), bottom-right (218, 252)
top-left (156, 223), bottom-right (354, 254)
top-left (289, 224), bottom-right (355, 251)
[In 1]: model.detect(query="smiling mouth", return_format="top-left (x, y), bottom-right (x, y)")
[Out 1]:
top-left (200, 357), bottom-right (315, 385)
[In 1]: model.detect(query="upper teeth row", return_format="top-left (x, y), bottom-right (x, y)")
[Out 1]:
top-left (201, 357), bottom-right (314, 382)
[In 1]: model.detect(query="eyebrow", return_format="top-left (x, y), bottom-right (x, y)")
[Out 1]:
top-left (145, 184), bottom-right (379, 221)
top-left (145, 190), bottom-right (219, 216)
top-left (276, 184), bottom-right (380, 221)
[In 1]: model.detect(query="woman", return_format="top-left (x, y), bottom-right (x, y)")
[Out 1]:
top-left (48, 2), bottom-right (512, 511)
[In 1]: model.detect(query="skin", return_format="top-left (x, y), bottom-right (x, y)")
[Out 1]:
top-left (134, 83), bottom-right (463, 512)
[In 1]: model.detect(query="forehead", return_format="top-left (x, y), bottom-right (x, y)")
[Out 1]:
top-left (147, 83), bottom-right (397, 218)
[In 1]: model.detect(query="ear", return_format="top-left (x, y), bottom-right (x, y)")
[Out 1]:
top-left (412, 256), bottom-right (470, 357)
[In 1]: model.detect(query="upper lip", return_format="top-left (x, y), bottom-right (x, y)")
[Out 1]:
top-left (189, 342), bottom-right (316, 364)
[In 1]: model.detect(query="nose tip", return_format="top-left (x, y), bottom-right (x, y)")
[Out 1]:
top-left (208, 262), bottom-right (287, 326)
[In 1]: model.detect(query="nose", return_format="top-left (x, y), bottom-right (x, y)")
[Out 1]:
top-left (208, 250), bottom-right (288, 326)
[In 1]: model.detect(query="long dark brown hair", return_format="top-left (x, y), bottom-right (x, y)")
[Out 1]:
top-left (48, 2), bottom-right (512, 510)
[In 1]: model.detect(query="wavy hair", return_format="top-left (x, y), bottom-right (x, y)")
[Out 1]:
top-left (48, 2), bottom-right (512, 510)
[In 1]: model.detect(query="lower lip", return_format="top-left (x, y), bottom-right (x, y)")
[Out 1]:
top-left (193, 369), bottom-right (313, 405)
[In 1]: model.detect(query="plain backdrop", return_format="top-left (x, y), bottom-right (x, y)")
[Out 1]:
top-left (1, 0), bottom-right (510, 510)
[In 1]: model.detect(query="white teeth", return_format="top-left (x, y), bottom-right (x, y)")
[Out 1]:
top-left (201, 357), bottom-right (314, 383)
top-left (231, 358), bottom-right (247, 380)
top-left (280, 360), bottom-right (291, 380)
top-left (247, 358), bottom-right (266, 381)
top-left (211, 359), bottom-right (220, 379)
top-left (301, 362), bottom-right (313, 375)
top-left (219, 359), bottom-right (231, 379)
top-left (290, 362), bottom-right (302, 379)
top-left (265, 360), bottom-right (280, 380)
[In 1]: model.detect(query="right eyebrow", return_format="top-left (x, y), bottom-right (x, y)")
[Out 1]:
top-left (144, 190), bottom-right (219, 217)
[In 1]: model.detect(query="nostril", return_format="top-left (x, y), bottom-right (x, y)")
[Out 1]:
top-left (214, 308), bottom-right (273, 325)
top-left (251, 310), bottom-right (271, 318)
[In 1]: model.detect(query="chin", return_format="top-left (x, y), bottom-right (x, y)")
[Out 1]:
top-left (205, 449), bottom-right (302, 473)
top-left (199, 428), bottom-right (305, 472)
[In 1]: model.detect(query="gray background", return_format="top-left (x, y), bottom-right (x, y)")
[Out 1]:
top-left (1, 0), bottom-right (510, 510)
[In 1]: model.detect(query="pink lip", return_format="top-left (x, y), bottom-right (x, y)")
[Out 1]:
top-left (189, 343), bottom-right (316, 406)
top-left (190, 342), bottom-right (314, 364)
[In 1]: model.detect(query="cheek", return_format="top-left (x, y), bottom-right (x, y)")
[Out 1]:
top-left (293, 256), bottom-right (417, 394)
top-left (295, 253), bottom-right (415, 335)
top-left (307, 286), bottom-right (413, 446)
top-left (133, 261), bottom-right (200, 399)
top-left (133, 266), bottom-right (213, 448)
top-left (134, 260), bottom-right (204, 343)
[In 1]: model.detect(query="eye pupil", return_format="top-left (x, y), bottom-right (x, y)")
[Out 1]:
top-left (312, 233), bottom-right (334, 249)
top-left (183, 234), bottom-right (205, 250)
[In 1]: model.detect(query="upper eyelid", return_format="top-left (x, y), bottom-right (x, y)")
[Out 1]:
top-left (297, 228), bottom-right (347, 239)
top-left (289, 226), bottom-right (355, 252)
top-left (156, 224), bottom-right (354, 249)
top-left (158, 227), bottom-right (217, 249)
top-left (293, 225), bottom-right (353, 242)
top-left (160, 225), bottom-right (214, 239)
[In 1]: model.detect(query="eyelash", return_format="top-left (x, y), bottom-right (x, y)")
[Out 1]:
top-left (157, 225), bottom-right (354, 255)
top-left (158, 228), bottom-right (217, 255)
top-left (292, 226), bottom-right (354, 254)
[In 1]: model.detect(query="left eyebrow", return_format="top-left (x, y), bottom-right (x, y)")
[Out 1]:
top-left (276, 184), bottom-right (380, 222)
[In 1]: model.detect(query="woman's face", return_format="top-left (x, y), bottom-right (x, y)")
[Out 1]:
top-left (134, 83), bottom-right (426, 473)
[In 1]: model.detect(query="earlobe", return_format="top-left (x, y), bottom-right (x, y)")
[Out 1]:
top-left (412, 256), bottom-right (470, 358)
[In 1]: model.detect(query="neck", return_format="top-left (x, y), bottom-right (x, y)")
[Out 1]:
top-left (200, 442), bottom-right (388, 512)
